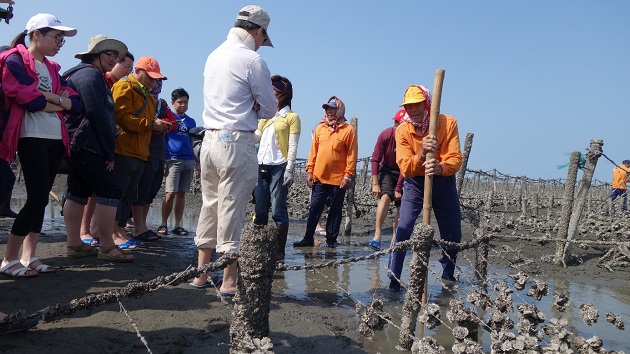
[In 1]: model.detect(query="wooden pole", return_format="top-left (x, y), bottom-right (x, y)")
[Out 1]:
top-left (344, 117), bottom-right (358, 236)
top-left (418, 69), bottom-right (445, 339)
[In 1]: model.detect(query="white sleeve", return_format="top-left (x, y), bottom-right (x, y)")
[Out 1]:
top-left (286, 133), bottom-right (300, 172)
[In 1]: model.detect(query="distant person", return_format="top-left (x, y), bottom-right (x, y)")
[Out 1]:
top-left (606, 159), bottom-right (630, 215)
top-left (253, 75), bottom-right (300, 260)
top-left (387, 85), bottom-right (462, 292)
top-left (0, 13), bottom-right (81, 277)
top-left (294, 96), bottom-right (358, 248)
top-left (78, 50), bottom-right (135, 247)
top-left (111, 56), bottom-right (170, 245)
top-left (105, 51), bottom-right (134, 87)
top-left (369, 109), bottom-right (405, 251)
top-left (62, 34), bottom-right (133, 262)
top-left (158, 87), bottom-right (196, 237)
top-left (192, 5), bottom-right (276, 295)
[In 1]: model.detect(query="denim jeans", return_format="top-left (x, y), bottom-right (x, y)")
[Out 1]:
top-left (254, 162), bottom-right (289, 227)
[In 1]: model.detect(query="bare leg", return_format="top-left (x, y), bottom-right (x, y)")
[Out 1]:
top-left (221, 260), bottom-right (238, 294)
top-left (161, 192), bottom-right (175, 226)
top-left (131, 205), bottom-right (149, 236)
top-left (192, 247), bottom-right (216, 286)
top-left (64, 199), bottom-right (87, 252)
top-left (173, 192), bottom-right (186, 228)
top-left (80, 196), bottom-right (96, 240)
top-left (373, 194), bottom-right (392, 242)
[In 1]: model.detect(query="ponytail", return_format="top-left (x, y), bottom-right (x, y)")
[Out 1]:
top-left (9, 31), bottom-right (26, 49)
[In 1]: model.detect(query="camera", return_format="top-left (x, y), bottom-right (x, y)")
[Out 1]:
top-left (0, 5), bottom-right (13, 24)
top-left (259, 166), bottom-right (270, 183)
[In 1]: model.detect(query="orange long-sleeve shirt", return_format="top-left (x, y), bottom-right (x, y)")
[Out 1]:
top-left (306, 123), bottom-right (358, 185)
top-left (396, 114), bottom-right (462, 177)
top-left (612, 165), bottom-right (630, 189)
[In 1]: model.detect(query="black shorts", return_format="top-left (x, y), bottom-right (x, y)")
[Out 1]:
top-left (379, 169), bottom-right (401, 207)
top-left (65, 149), bottom-right (123, 206)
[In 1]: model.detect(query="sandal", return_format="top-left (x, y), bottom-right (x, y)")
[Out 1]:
top-left (67, 244), bottom-right (98, 259)
top-left (117, 239), bottom-right (141, 250)
top-left (370, 240), bottom-right (381, 251)
top-left (98, 245), bottom-right (134, 263)
top-left (0, 260), bottom-right (38, 278)
top-left (132, 230), bottom-right (159, 242)
top-left (81, 237), bottom-right (100, 247)
top-left (314, 229), bottom-right (327, 236)
top-left (156, 225), bottom-right (168, 236)
top-left (20, 257), bottom-right (55, 273)
top-left (172, 227), bottom-right (189, 236)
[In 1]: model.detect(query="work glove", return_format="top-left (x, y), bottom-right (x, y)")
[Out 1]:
top-left (283, 170), bottom-right (294, 188)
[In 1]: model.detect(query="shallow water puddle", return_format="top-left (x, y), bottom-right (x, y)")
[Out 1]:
top-left (24, 197), bottom-right (630, 353)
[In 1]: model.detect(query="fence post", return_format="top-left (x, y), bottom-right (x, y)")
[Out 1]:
top-left (344, 117), bottom-right (358, 236)
top-left (562, 140), bottom-right (604, 265)
top-left (554, 151), bottom-right (580, 266)
top-left (456, 132), bottom-right (474, 197)
top-left (230, 224), bottom-right (277, 352)
top-left (398, 224), bottom-right (433, 350)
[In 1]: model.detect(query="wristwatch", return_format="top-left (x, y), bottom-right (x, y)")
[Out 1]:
top-left (58, 96), bottom-right (63, 105)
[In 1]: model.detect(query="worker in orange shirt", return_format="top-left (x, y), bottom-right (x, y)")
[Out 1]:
top-left (387, 85), bottom-right (462, 292)
top-left (607, 159), bottom-right (630, 215)
top-left (294, 96), bottom-right (358, 248)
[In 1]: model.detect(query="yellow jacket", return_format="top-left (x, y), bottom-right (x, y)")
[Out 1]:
top-left (396, 114), bottom-right (462, 177)
top-left (258, 110), bottom-right (301, 159)
top-left (112, 75), bottom-right (157, 161)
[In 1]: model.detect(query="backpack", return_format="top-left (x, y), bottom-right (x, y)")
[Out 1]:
top-left (188, 126), bottom-right (205, 164)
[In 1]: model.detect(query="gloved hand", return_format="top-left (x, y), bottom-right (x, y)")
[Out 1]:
top-left (283, 170), bottom-right (294, 188)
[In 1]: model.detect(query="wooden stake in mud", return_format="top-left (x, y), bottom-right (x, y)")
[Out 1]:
top-left (396, 70), bottom-right (445, 350)
top-left (419, 69), bottom-right (445, 340)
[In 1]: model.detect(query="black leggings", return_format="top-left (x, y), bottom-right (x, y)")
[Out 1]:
top-left (11, 138), bottom-right (63, 236)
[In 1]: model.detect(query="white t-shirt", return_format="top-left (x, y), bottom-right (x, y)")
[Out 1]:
top-left (257, 106), bottom-right (289, 165)
top-left (20, 60), bottom-right (62, 139)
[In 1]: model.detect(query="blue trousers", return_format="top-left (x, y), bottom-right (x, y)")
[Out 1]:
top-left (388, 175), bottom-right (462, 282)
top-left (254, 163), bottom-right (289, 227)
top-left (610, 188), bottom-right (627, 211)
top-left (304, 182), bottom-right (346, 244)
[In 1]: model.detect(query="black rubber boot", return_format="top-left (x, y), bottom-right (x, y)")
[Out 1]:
top-left (276, 226), bottom-right (288, 260)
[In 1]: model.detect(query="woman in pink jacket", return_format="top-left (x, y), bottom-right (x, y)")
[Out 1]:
top-left (0, 14), bottom-right (81, 277)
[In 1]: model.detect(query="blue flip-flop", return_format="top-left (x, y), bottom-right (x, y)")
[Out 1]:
top-left (218, 291), bottom-right (235, 298)
top-left (189, 275), bottom-right (222, 289)
top-left (81, 238), bottom-right (99, 247)
top-left (126, 239), bottom-right (143, 246)
top-left (117, 240), bottom-right (142, 250)
top-left (370, 240), bottom-right (381, 251)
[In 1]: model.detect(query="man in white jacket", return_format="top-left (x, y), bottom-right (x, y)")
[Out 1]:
top-left (191, 5), bottom-right (277, 297)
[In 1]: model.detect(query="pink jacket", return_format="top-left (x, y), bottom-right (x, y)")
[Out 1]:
top-left (0, 44), bottom-right (81, 162)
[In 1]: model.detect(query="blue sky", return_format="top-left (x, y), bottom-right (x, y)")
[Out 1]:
top-left (1, 1), bottom-right (628, 183)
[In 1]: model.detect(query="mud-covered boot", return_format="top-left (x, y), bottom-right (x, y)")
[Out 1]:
top-left (276, 226), bottom-right (288, 261)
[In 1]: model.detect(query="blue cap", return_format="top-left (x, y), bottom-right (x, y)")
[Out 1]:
top-left (623, 160), bottom-right (630, 164)
top-left (322, 99), bottom-right (337, 109)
